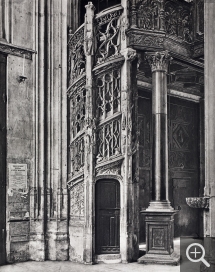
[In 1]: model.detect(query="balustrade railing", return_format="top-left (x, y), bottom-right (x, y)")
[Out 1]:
top-left (95, 5), bottom-right (123, 64)
top-left (68, 24), bottom-right (85, 86)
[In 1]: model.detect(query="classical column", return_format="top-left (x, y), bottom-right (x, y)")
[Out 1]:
top-left (147, 51), bottom-right (172, 210)
top-left (138, 51), bottom-right (179, 265)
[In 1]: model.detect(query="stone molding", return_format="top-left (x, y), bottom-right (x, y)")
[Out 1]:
top-left (0, 41), bottom-right (36, 60)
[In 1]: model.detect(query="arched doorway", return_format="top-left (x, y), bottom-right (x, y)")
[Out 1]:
top-left (95, 179), bottom-right (120, 254)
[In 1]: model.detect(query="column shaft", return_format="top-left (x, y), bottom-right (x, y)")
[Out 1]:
top-left (152, 71), bottom-right (168, 201)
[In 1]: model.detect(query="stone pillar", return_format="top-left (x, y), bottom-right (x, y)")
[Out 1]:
top-left (29, 0), bottom-right (45, 260)
top-left (83, 2), bottom-right (95, 264)
top-left (45, 0), bottom-right (68, 260)
top-left (138, 51), bottom-right (179, 265)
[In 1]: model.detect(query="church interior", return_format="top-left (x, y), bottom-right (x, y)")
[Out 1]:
top-left (0, 0), bottom-right (215, 269)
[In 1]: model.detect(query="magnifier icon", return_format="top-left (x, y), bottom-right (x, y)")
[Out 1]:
top-left (186, 243), bottom-right (210, 267)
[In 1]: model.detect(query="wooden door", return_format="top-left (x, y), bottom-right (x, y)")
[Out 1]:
top-left (95, 179), bottom-right (120, 254)
top-left (0, 54), bottom-right (6, 265)
top-left (168, 97), bottom-right (200, 237)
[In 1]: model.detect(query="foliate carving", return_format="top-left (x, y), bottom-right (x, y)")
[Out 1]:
top-left (70, 86), bottom-right (86, 138)
top-left (70, 181), bottom-right (84, 217)
top-left (96, 158), bottom-right (123, 176)
top-left (121, 48), bottom-right (137, 62)
top-left (97, 118), bottom-right (121, 163)
top-left (96, 166), bottom-right (120, 176)
top-left (96, 69), bottom-right (121, 120)
top-left (70, 136), bottom-right (85, 176)
top-left (68, 26), bottom-right (86, 84)
top-left (128, 33), bottom-right (164, 49)
top-left (145, 51), bottom-right (171, 72)
top-left (95, 8), bottom-right (122, 64)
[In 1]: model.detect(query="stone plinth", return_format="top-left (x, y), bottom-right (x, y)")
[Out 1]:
top-left (138, 209), bottom-right (180, 265)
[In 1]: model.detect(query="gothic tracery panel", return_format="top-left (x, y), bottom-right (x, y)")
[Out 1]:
top-left (70, 87), bottom-right (86, 139)
top-left (97, 118), bottom-right (121, 162)
top-left (96, 69), bottom-right (121, 120)
top-left (95, 7), bottom-right (122, 64)
top-left (70, 136), bottom-right (85, 176)
top-left (68, 25), bottom-right (85, 85)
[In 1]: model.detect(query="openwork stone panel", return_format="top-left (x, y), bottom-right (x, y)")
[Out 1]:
top-left (68, 25), bottom-right (85, 85)
top-left (70, 136), bottom-right (85, 176)
top-left (97, 118), bottom-right (121, 162)
top-left (70, 182), bottom-right (84, 217)
top-left (95, 7), bottom-right (123, 64)
top-left (96, 69), bottom-right (121, 120)
top-left (70, 87), bottom-right (86, 139)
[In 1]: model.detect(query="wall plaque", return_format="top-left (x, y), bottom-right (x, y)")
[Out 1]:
top-left (9, 164), bottom-right (27, 190)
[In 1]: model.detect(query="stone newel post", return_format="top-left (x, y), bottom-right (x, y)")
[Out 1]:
top-left (138, 51), bottom-right (180, 265)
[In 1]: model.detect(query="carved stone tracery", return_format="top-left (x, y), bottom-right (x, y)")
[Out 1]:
top-left (96, 69), bottom-right (121, 120)
top-left (95, 7), bottom-right (123, 64)
top-left (70, 136), bottom-right (85, 176)
top-left (68, 26), bottom-right (86, 85)
top-left (97, 118), bottom-right (121, 163)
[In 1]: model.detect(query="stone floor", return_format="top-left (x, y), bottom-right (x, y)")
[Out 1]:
top-left (0, 239), bottom-right (182, 272)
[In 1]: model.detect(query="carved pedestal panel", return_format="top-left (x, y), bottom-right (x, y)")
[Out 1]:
top-left (138, 211), bottom-right (180, 265)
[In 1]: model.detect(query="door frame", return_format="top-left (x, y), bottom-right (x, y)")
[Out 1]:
top-left (94, 175), bottom-right (123, 257)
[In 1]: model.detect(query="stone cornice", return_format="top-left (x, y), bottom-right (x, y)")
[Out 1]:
top-left (0, 41), bottom-right (36, 60)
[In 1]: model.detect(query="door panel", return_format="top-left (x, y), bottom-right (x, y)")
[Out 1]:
top-left (95, 180), bottom-right (120, 254)
top-left (0, 54), bottom-right (6, 265)
top-left (168, 97), bottom-right (199, 237)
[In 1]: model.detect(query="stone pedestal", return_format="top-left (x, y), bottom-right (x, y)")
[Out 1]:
top-left (138, 210), bottom-right (179, 265)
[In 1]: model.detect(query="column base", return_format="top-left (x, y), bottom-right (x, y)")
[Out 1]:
top-left (146, 200), bottom-right (174, 211)
top-left (138, 252), bottom-right (180, 265)
top-left (138, 206), bottom-right (179, 266)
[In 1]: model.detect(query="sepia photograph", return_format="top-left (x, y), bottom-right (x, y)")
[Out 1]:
top-left (0, 0), bottom-right (214, 271)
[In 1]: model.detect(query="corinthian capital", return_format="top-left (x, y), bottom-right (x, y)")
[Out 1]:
top-left (145, 51), bottom-right (172, 73)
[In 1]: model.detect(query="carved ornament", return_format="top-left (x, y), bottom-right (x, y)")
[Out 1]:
top-left (121, 48), bottom-right (137, 62)
top-left (145, 51), bottom-right (172, 73)
top-left (95, 156), bottom-right (123, 177)
top-left (128, 32), bottom-right (164, 49)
